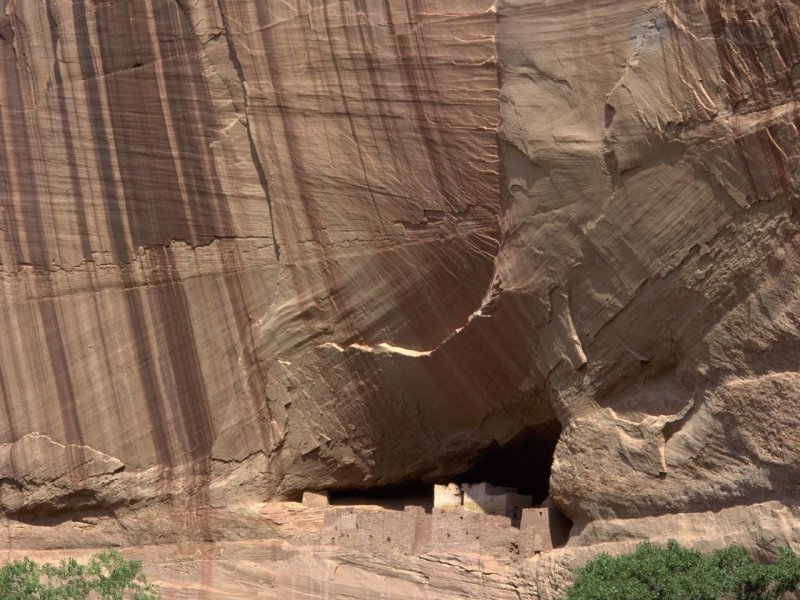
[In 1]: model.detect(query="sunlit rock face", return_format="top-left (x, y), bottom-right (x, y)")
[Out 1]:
top-left (498, 0), bottom-right (800, 522)
top-left (0, 0), bottom-right (512, 510)
top-left (1, 0), bottom-right (799, 571)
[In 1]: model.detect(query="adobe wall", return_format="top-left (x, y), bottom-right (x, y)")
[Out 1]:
top-left (318, 492), bottom-right (571, 559)
top-left (320, 506), bottom-right (560, 558)
top-left (322, 506), bottom-right (426, 555)
top-left (433, 483), bottom-right (463, 510)
top-left (439, 483), bottom-right (533, 518)
top-left (422, 508), bottom-right (518, 556)
top-left (519, 507), bottom-right (573, 553)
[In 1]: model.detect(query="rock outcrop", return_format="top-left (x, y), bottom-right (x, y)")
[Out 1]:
top-left (0, 0), bottom-right (799, 597)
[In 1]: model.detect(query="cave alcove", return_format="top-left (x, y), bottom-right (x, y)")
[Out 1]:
top-left (453, 418), bottom-right (563, 505)
top-left (328, 418), bottom-right (563, 513)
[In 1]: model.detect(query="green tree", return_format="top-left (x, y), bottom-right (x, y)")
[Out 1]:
top-left (0, 550), bottom-right (159, 599)
top-left (566, 540), bottom-right (800, 600)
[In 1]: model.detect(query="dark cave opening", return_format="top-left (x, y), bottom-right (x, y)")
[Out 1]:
top-left (453, 418), bottom-right (563, 505)
top-left (328, 418), bottom-right (563, 512)
top-left (329, 480), bottom-right (433, 510)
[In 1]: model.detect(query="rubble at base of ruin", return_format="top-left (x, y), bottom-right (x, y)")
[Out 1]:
top-left (301, 484), bottom-right (571, 559)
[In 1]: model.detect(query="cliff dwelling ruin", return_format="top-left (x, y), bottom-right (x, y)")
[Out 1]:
top-left (312, 419), bottom-right (570, 559)
top-left (328, 418), bottom-right (563, 511)
top-left (305, 480), bottom-right (571, 559)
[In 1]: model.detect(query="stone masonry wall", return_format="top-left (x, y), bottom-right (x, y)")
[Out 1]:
top-left (320, 504), bottom-right (569, 558)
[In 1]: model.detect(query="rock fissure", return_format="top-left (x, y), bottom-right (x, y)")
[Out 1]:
top-left (216, 0), bottom-right (281, 262)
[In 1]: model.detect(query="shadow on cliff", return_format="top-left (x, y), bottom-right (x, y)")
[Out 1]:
top-left (329, 418), bottom-right (563, 510)
top-left (453, 419), bottom-right (562, 504)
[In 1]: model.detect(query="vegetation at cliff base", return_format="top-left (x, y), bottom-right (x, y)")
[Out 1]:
top-left (0, 549), bottom-right (159, 599)
top-left (566, 540), bottom-right (800, 600)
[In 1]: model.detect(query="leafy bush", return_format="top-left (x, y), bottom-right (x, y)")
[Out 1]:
top-left (0, 549), bottom-right (159, 599)
top-left (566, 540), bottom-right (800, 600)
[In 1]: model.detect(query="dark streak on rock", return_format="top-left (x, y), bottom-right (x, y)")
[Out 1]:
top-left (72, 0), bottom-right (174, 465)
top-left (46, 0), bottom-right (93, 261)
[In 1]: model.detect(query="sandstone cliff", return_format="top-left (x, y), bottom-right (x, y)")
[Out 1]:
top-left (0, 0), bottom-right (798, 597)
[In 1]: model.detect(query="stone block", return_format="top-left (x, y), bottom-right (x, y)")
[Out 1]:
top-left (302, 490), bottom-right (330, 508)
top-left (383, 509), bottom-right (417, 553)
top-left (426, 508), bottom-right (517, 556)
top-left (429, 508), bottom-right (483, 553)
top-left (434, 483), bottom-right (463, 509)
top-left (322, 509), bottom-right (359, 546)
top-left (462, 482), bottom-right (515, 516)
top-left (520, 507), bottom-right (572, 554)
top-left (409, 507), bottom-right (432, 553)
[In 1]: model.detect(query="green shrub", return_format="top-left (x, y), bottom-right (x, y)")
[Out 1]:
top-left (0, 549), bottom-right (159, 599)
top-left (566, 540), bottom-right (800, 600)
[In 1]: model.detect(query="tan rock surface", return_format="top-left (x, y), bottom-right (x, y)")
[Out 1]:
top-left (0, 0), bottom-right (515, 502)
top-left (4, 500), bottom-right (799, 598)
top-left (0, 0), bottom-right (799, 597)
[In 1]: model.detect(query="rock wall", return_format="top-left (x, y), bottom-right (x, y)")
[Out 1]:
top-left (0, 0), bottom-right (799, 595)
top-left (322, 505), bottom-right (528, 557)
top-left (498, 0), bottom-right (800, 523)
top-left (0, 0), bottom-right (511, 508)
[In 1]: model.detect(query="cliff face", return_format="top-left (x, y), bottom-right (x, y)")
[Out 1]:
top-left (500, 0), bottom-right (800, 521)
top-left (1, 0), bottom-right (799, 596)
top-left (0, 0), bottom-right (504, 506)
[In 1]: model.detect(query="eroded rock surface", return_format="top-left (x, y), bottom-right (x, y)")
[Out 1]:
top-left (0, 0), bottom-right (506, 502)
top-left (0, 0), bottom-right (799, 597)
